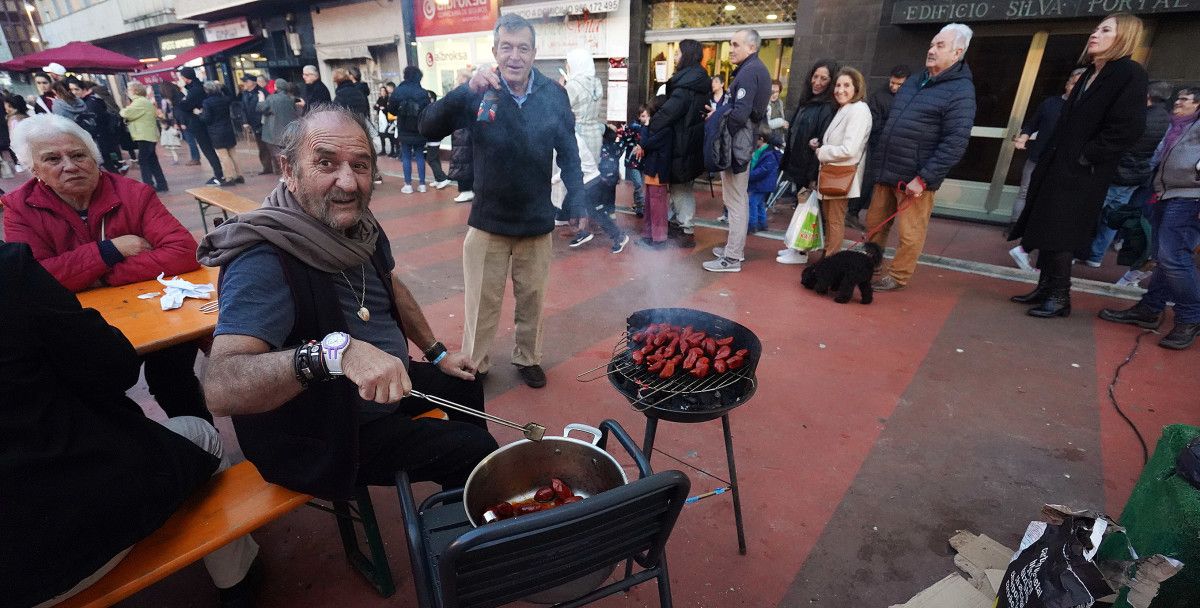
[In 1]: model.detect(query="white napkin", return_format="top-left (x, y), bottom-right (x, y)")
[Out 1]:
top-left (156, 273), bottom-right (215, 311)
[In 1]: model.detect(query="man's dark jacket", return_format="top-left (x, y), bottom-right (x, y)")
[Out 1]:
top-left (724, 52), bottom-right (772, 172)
top-left (227, 236), bottom-right (398, 500)
top-left (1114, 102), bottom-right (1170, 186)
top-left (237, 85), bottom-right (267, 134)
top-left (419, 68), bottom-right (586, 236)
top-left (177, 78), bottom-right (208, 130)
top-left (334, 80), bottom-right (371, 120)
top-left (873, 61), bottom-right (976, 191)
top-left (1, 242), bottom-right (217, 607)
top-left (648, 63), bottom-right (710, 183)
top-left (303, 79), bottom-right (332, 110)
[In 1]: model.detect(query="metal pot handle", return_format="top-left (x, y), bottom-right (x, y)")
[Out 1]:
top-left (563, 423), bottom-right (603, 446)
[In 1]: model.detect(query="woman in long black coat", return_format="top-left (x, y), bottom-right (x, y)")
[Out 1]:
top-left (646, 38), bottom-right (710, 248)
top-left (1009, 13), bottom-right (1148, 318)
top-left (199, 81), bottom-right (244, 183)
top-left (781, 59), bottom-right (838, 190)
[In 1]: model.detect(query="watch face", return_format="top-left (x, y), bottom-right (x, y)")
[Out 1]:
top-left (323, 332), bottom-right (349, 349)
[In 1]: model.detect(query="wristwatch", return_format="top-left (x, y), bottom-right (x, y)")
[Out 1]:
top-left (321, 332), bottom-right (351, 376)
top-left (423, 340), bottom-right (448, 365)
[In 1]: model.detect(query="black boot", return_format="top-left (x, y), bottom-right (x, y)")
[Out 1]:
top-left (1028, 287), bottom-right (1071, 318)
top-left (1011, 272), bottom-right (1051, 304)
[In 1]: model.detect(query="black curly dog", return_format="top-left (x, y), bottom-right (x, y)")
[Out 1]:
top-left (801, 242), bottom-right (885, 304)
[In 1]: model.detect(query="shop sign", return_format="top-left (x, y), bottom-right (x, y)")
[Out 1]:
top-left (415, 0), bottom-right (498, 37)
top-left (529, 0), bottom-right (631, 59)
top-left (205, 17), bottom-right (252, 42)
top-left (158, 31), bottom-right (197, 56)
top-left (892, 0), bottom-right (1198, 24)
top-left (503, 0), bottom-right (620, 20)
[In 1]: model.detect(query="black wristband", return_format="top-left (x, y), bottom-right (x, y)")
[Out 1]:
top-left (423, 340), bottom-right (448, 363)
top-left (293, 341), bottom-right (331, 388)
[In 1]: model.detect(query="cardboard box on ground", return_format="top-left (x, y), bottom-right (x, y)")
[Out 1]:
top-left (893, 512), bottom-right (1182, 608)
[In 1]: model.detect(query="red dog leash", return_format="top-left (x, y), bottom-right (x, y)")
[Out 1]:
top-left (847, 180), bottom-right (921, 249)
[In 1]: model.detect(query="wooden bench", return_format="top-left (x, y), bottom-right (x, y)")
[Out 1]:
top-left (57, 461), bottom-right (309, 608)
top-left (186, 187), bottom-right (259, 234)
top-left (55, 407), bottom-right (450, 607)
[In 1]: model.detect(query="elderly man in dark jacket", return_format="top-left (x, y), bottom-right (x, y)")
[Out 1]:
top-left (299, 64), bottom-right (332, 114)
top-left (1083, 82), bottom-right (1173, 266)
top-left (236, 74), bottom-right (274, 175)
top-left (867, 23), bottom-right (977, 290)
top-left (705, 28), bottom-right (773, 273)
top-left (420, 14), bottom-right (586, 388)
top-left (648, 39), bottom-right (710, 248)
top-left (177, 67), bottom-right (225, 185)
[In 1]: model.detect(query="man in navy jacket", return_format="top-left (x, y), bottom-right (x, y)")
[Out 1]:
top-left (420, 14), bottom-right (586, 388)
top-left (867, 23), bottom-right (977, 290)
top-left (704, 28), bottom-right (772, 273)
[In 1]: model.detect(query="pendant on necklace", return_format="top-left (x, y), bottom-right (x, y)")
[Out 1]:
top-left (357, 307), bottom-right (370, 322)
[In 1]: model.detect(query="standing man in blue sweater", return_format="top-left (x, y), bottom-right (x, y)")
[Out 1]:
top-left (867, 23), bottom-right (976, 291)
top-left (420, 14), bottom-right (586, 388)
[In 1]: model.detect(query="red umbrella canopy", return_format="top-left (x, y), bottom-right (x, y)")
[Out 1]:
top-left (0, 41), bottom-right (142, 74)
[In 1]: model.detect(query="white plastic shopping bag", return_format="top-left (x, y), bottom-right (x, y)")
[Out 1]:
top-left (784, 190), bottom-right (824, 251)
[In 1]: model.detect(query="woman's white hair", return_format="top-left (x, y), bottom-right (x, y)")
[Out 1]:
top-left (11, 113), bottom-right (102, 168)
top-left (940, 23), bottom-right (974, 53)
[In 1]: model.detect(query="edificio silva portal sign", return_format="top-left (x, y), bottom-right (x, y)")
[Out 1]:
top-left (892, 0), bottom-right (1196, 24)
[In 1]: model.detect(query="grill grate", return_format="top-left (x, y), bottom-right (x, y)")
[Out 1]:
top-left (607, 333), bottom-right (755, 411)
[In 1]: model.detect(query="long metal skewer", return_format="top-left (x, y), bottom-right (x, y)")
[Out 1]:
top-left (409, 390), bottom-right (546, 441)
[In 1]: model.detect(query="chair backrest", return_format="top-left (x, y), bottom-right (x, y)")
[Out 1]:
top-left (438, 470), bottom-right (690, 608)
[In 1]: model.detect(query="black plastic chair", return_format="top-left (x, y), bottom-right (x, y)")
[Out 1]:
top-left (396, 419), bottom-right (690, 608)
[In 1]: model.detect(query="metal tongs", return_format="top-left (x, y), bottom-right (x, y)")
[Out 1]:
top-left (409, 390), bottom-right (546, 441)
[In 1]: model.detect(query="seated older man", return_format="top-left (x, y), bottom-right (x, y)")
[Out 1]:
top-left (1, 113), bottom-right (211, 423)
top-left (0, 241), bottom-right (260, 608)
top-left (198, 105), bottom-right (497, 500)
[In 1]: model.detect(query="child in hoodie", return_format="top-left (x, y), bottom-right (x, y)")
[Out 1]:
top-left (636, 96), bottom-right (674, 248)
top-left (748, 131), bottom-right (783, 233)
top-left (567, 128), bottom-right (630, 254)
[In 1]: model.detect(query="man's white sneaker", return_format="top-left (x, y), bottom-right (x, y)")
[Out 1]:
top-left (435, 179), bottom-right (452, 189)
top-left (1115, 269), bottom-right (1151, 287)
top-left (777, 248), bottom-right (792, 257)
top-left (418, 184), bottom-right (428, 193)
top-left (776, 250), bottom-right (808, 265)
top-left (1009, 246), bottom-right (1034, 272)
top-left (454, 191), bottom-right (475, 202)
top-left (703, 257), bottom-right (742, 272)
top-left (401, 184), bottom-right (414, 194)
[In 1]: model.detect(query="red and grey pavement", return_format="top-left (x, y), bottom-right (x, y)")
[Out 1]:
top-left (3, 150), bottom-right (1196, 607)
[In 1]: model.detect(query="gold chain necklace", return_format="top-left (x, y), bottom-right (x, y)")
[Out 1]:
top-left (339, 264), bottom-right (370, 322)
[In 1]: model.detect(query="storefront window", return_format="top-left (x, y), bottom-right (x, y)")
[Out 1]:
top-left (648, 0), bottom-right (795, 30)
top-left (416, 33), bottom-right (494, 97)
top-left (648, 37), bottom-right (790, 94)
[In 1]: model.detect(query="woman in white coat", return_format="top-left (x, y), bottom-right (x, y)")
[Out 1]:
top-left (811, 67), bottom-right (872, 258)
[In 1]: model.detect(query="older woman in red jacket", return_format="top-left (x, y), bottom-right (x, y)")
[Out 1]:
top-left (3, 113), bottom-right (210, 422)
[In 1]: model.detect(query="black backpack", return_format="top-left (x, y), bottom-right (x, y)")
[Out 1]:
top-left (74, 110), bottom-right (100, 137)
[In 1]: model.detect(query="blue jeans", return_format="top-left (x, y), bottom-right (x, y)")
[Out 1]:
top-left (627, 168), bottom-right (645, 210)
top-left (400, 143), bottom-right (426, 185)
top-left (183, 128), bottom-right (200, 162)
top-left (1087, 184), bottom-right (1138, 264)
top-left (1141, 198), bottom-right (1200, 323)
top-left (749, 191), bottom-right (768, 229)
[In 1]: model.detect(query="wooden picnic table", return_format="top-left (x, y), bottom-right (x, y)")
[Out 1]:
top-left (77, 266), bottom-right (220, 355)
top-left (186, 186), bottom-right (259, 234)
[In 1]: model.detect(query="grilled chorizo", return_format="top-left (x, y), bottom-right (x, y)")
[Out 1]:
top-left (552, 478), bottom-right (572, 501)
top-left (727, 355), bottom-right (745, 370)
top-left (713, 359), bottom-right (728, 374)
top-left (715, 336), bottom-right (734, 346)
top-left (703, 338), bottom-right (717, 356)
top-left (715, 345), bottom-right (732, 360)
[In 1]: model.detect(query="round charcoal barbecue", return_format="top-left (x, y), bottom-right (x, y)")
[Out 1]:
top-left (579, 307), bottom-right (760, 554)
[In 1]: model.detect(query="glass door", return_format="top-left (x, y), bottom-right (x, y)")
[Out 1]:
top-left (934, 32), bottom-right (1089, 223)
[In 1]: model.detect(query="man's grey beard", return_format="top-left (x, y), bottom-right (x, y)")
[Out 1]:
top-left (298, 185), bottom-right (372, 231)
